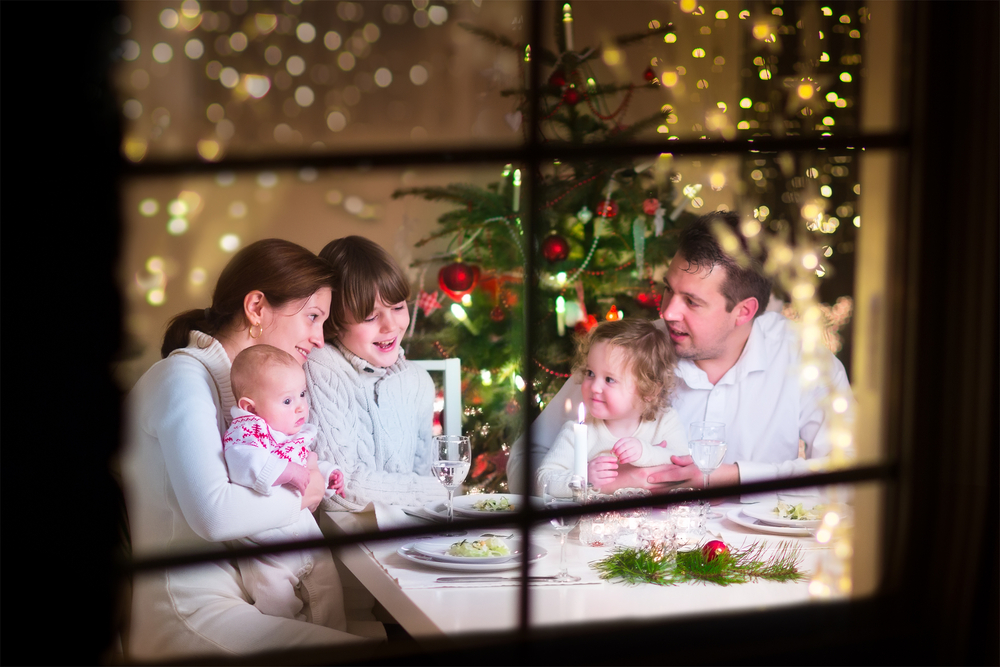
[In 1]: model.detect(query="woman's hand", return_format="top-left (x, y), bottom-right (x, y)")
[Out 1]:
top-left (300, 456), bottom-right (325, 511)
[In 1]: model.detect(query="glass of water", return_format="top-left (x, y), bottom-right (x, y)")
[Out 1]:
top-left (432, 435), bottom-right (471, 524)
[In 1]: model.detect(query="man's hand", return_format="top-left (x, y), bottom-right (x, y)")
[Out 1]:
top-left (647, 456), bottom-right (741, 490)
top-left (610, 437), bottom-right (642, 464)
top-left (587, 455), bottom-right (619, 490)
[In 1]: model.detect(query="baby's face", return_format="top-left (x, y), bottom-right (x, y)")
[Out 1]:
top-left (250, 363), bottom-right (309, 435)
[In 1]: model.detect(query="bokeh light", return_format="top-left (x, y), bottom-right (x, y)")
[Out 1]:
top-left (220, 234), bottom-right (241, 252)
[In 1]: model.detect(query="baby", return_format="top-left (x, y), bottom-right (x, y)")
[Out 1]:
top-left (223, 344), bottom-right (345, 625)
top-left (535, 318), bottom-right (689, 497)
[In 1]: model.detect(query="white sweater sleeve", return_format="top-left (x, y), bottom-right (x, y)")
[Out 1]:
top-left (307, 352), bottom-right (446, 510)
top-left (633, 408), bottom-right (690, 466)
top-left (533, 421), bottom-right (579, 498)
top-left (141, 356), bottom-right (302, 542)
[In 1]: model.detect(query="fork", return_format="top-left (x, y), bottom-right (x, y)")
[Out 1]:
top-left (481, 533), bottom-right (514, 539)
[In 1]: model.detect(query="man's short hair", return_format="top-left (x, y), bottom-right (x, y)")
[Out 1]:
top-left (231, 344), bottom-right (299, 401)
top-left (677, 211), bottom-right (772, 317)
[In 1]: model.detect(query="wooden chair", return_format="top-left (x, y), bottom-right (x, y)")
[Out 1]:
top-left (412, 358), bottom-right (462, 436)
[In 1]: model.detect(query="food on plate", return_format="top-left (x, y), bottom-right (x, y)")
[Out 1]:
top-left (772, 501), bottom-right (823, 521)
top-left (447, 537), bottom-right (511, 558)
top-left (473, 496), bottom-right (515, 512)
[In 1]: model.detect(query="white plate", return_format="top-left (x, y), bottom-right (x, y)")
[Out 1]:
top-left (742, 504), bottom-right (822, 528)
top-left (397, 541), bottom-right (547, 572)
top-left (726, 509), bottom-right (815, 536)
top-left (411, 536), bottom-right (523, 564)
top-left (452, 494), bottom-right (537, 517)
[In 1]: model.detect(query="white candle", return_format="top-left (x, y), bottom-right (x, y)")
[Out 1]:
top-left (573, 402), bottom-right (588, 486)
top-left (562, 3), bottom-right (574, 52)
top-left (555, 295), bottom-right (566, 337)
top-left (512, 169), bottom-right (521, 213)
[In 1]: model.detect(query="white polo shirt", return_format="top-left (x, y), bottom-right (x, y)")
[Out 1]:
top-left (508, 312), bottom-right (852, 492)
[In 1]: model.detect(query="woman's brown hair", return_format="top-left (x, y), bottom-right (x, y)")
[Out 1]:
top-left (319, 236), bottom-right (411, 342)
top-left (572, 318), bottom-right (677, 421)
top-left (161, 239), bottom-right (334, 358)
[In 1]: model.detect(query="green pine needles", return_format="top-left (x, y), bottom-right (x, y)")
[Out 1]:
top-left (592, 541), bottom-right (808, 586)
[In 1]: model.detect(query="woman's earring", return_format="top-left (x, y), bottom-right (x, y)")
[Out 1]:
top-left (249, 322), bottom-right (263, 339)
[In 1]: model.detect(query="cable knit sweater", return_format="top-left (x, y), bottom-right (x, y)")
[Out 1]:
top-left (121, 331), bottom-right (374, 661)
top-left (305, 342), bottom-right (447, 511)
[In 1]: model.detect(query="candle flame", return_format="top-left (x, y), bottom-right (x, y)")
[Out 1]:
top-left (578, 402), bottom-right (586, 424)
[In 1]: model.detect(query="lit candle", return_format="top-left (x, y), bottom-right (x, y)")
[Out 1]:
top-left (562, 3), bottom-right (574, 52)
top-left (450, 303), bottom-right (479, 334)
top-left (555, 295), bottom-right (566, 336)
top-left (512, 169), bottom-right (521, 213)
top-left (574, 402), bottom-right (588, 487)
top-left (523, 44), bottom-right (530, 90)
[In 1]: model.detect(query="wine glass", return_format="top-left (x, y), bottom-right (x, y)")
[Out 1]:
top-left (432, 435), bottom-right (472, 529)
top-left (689, 421), bottom-right (727, 519)
top-left (542, 476), bottom-right (585, 582)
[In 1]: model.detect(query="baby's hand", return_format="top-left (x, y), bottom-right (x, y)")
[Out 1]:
top-left (328, 469), bottom-right (345, 496)
top-left (652, 440), bottom-right (668, 449)
top-left (611, 437), bottom-right (642, 464)
top-left (274, 461), bottom-right (310, 495)
top-left (588, 455), bottom-right (619, 490)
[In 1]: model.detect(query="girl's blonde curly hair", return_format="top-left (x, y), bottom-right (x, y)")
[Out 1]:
top-left (572, 318), bottom-right (677, 422)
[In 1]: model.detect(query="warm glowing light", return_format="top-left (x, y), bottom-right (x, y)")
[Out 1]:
top-left (160, 8), bottom-right (179, 29)
top-left (296, 22), bottom-right (316, 43)
top-left (679, 0), bottom-right (697, 12)
top-left (190, 268), bottom-right (207, 285)
top-left (480, 369), bottom-right (492, 386)
top-left (324, 31), bottom-right (342, 50)
top-left (184, 39), bottom-right (204, 59)
top-left (123, 138), bottom-right (147, 162)
top-left (798, 83), bottom-right (814, 99)
top-left (219, 67), bottom-right (239, 88)
top-left (661, 71), bottom-right (678, 87)
top-left (344, 196), bottom-right (364, 214)
top-left (739, 97), bottom-right (752, 109)
top-left (664, 33), bottom-right (676, 43)
top-left (294, 86), bottom-right (315, 106)
top-left (802, 253), bottom-right (819, 270)
top-left (823, 116), bottom-right (835, 126)
top-left (286, 56), bottom-right (306, 76)
top-left (197, 140), bottom-right (221, 161)
top-left (180, 1), bottom-right (200, 19)
top-left (710, 172), bottom-right (726, 190)
top-left (228, 201), bottom-right (247, 218)
top-left (840, 72), bottom-right (853, 82)
top-left (514, 375), bottom-right (526, 391)
top-left (752, 24), bottom-right (770, 39)
top-left (461, 293), bottom-right (472, 306)
top-left (833, 396), bottom-right (849, 413)
top-left (147, 289), bottom-right (166, 306)
top-left (410, 64), bottom-right (429, 85)
top-left (167, 218), bottom-right (188, 235)
top-left (716, 10), bottom-right (728, 19)
top-left (220, 234), bottom-right (240, 252)
top-left (152, 43), bottom-right (173, 63)
top-left (256, 13), bottom-right (278, 33)
top-left (229, 32), bottom-right (247, 52)
top-left (692, 48), bottom-right (705, 58)
top-left (374, 67), bottom-right (392, 87)
top-left (759, 69), bottom-right (772, 81)
top-left (741, 219), bottom-right (761, 238)
top-left (139, 199), bottom-right (158, 217)
top-left (853, 216), bottom-right (861, 227)
top-left (327, 111), bottom-right (347, 132)
top-left (820, 185), bottom-right (833, 197)
top-left (428, 5), bottom-right (448, 24)
top-left (167, 200), bottom-right (188, 217)
top-left (146, 256), bottom-right (164, 273)
top-left (244, 75), bottom-right (270, 98)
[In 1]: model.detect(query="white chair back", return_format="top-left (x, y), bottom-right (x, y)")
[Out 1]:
top-left (412, 358), bottom-right (463, 437)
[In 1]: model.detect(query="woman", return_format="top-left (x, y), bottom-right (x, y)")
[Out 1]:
top-left (121, 239), bottom-right (383, 661)
top-left (305, 236), bottom-right (447, 511)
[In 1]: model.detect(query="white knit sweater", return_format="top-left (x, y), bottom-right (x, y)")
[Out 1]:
top-left (305, 342), bottom-right (447, 511)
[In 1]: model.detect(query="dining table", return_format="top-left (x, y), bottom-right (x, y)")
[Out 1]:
top-left (319, 495), bottom-right (842, 640)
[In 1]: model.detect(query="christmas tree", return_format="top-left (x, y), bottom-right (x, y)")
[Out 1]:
top-left (395, 6), bottom-right (698, 492)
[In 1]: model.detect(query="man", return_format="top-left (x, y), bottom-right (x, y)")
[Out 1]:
top-left (508, 211), bottom-right (851, 493)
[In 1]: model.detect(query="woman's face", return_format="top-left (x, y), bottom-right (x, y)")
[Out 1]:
top-left (338, 295), bottom-right (410, 368)
top-left (258, 287), bottom-right (332, 365)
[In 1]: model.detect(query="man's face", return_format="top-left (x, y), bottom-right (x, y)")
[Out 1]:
top-left (659, 253), bottom-right (740, 362)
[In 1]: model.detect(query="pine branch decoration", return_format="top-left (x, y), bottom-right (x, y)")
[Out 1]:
top-left (592, 541), bottom-right (808, 586)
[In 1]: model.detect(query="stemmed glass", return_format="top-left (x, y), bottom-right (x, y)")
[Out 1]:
top-left (689, 421), bottom-right (727, 519)
top-left (542, 476), bottom-right (585, 582)
top-left (432, 435), bottom-right (472, 530)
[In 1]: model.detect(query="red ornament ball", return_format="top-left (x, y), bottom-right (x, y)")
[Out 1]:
top-left (596, 200), bottom-right (619, 218)
top-left (635, 292), bottom-right (662, 309)
top-left (702, 540), bottom-right (728, 561)
top-left (490, 306), bottom-right (505, 322)
top-left (562, 87), bottom-right (581, 105)
top-left (642, 198), bottom-right (661, 215)
top-left (643, 66), bottom-right (656, 82)
top-left (549, 70), bottom-right (567, 87)
top-left (438, 262), bottom-right (480, 300)
top-left (541, 234), bottom-right (570, 263)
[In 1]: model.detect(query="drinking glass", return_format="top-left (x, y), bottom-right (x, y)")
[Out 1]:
top-left (689, 421), bottom-right (727, 519)
top-left (543, 476), bottom-right (585, 582)
top-left (432, 435), bottom-right (471, 528)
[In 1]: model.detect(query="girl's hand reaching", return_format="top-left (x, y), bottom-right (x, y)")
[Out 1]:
top-left (587, 455), bottom-right (619, 490)
top-left (611, 437), bottom-right (642, 464)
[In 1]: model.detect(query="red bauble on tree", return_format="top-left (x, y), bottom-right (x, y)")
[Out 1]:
top-left (635, 291), bottom-right (662, 310)
top-left (596, 200), bottom-right (619, 218)
top-left (702, 540), bottom-right (729, 561)
top-left (438, 262), bottom-right (480, 301)
top-left (643, 66), bottom-right (656, 82)
top-left (490, 305), bottom-right (505, 322)
top-left (562, 87), bottom-right (582, 105)
top-left (549, 69), bottom-right (566, 87)
top-left (642, 198), bottom-right (661, 215)
top-left (541, 234), bottom-right (570, 263)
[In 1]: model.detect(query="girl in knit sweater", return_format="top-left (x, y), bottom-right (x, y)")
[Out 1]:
top-left (535, 318), bottom-right (689, 497)
top-left (306, 236), bottom-right (447, 511)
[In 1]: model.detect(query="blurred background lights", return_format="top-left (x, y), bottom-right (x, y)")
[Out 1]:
top-left (196, 139), bottom-right (221, 161)
top-left (159, 8), bottom-right (179, 29)
top-left (244, 75), bottom-right (270, 98)
top-left (122, 40), bottom-right (139, 61)
top-left (715, 10), bottom-right (728, 19)
top-left (123, 99), bottom-right (142, 120)
top-left (286, 55), bottom-right (306, 76)
top-left (189, 267), bottom-right (207, 286)
top-left (167, 199), bottom-right (188, 217)
top-left (147, 288), bottom-right (166, 306)
top-left (228, 201), bottom-right (247, 218)
top-left (324, 31), bottom-right (342, 50)
top-left (139, 199), bottom-right (159, 217)
top-left (257, 171), bottom-right (278, 188)
top-left (840, 72), bottom-right (853, 82)
top-left (664, 32), bottom-right (676, 43)
top-left (344, 195), bottom-right (364, 214)
top-left (338, 52), bottom-right (356, 71)
top-left (294, 85), bottom-right (315, 106)
top-left (409, 64), bottom-right (428, 85)
top-left (692, 48), bottom-right (705, 58)
top-left (184, 39), bottom-right (204, 59)
top-left (180, 0), bottom-right (200, 18)
top-left (428, 6), bottom-right (448, 25)
top-left (152, 43), bottom-right (173, 63)
top-left (219, 67), bottom-right (239, 88)
top-left (215, 172), bottom-right (235, 186)
top-left (833, 396), bottom-right (850, 413)
top-left (327, 111), bottom-right (347, 132)
top-left (219, 234), bottom-right (241, 252)
top-left (146, 256), bottom-right (165, 273)
top-left (167, 218), bottom-right (189, 235)
top-left (326, 189), bottom-right (343, 205)
top-left (264, 45), bottom-right (282, 65)
top-left (296, 22), bottom-right (317, 43)
top-left (374, 68), bottom-right (392, 87)
top-left (821, 185), bottom-right (834, 197)
top-left (853, 216), bottom-right (861, 227)
top-left (739, 97), bottom-right (752, 108)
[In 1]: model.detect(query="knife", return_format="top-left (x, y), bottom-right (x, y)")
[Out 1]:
top-left (435, 576), bottom-right (561, 583)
